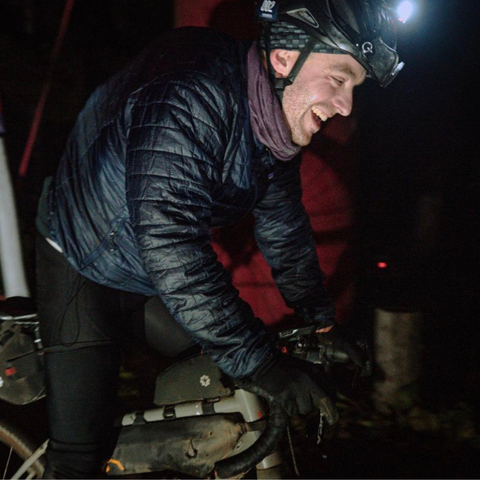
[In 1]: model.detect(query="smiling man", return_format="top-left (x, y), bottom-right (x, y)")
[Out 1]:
top-left (277, 51), bottom-right (367, 145)
top-left (36, 0), bottom-right (403, 477)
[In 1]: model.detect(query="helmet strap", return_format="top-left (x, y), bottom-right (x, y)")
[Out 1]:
top-left (267, 35), bottom-right (318, 101)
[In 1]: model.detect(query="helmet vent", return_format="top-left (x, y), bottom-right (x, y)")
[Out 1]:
top-left (286, 8), bottom-right (320, 29)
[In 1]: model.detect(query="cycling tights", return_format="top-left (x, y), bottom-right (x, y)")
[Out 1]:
top-left (36, 234), bottom-right (195, 478)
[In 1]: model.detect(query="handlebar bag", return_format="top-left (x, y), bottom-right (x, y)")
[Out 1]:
top-left (155, 354), bottom-right (233, 405)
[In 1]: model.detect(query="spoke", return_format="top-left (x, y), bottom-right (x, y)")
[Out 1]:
top-left (3, 447), bottom-right (13, 479)
top-left (11, 441), bottom-right (48, 480)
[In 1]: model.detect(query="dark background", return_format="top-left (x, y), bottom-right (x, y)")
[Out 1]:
top-left (1, 0), bottom-right (479, 477)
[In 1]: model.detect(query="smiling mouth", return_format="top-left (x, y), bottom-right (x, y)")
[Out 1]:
top-left (312, 106), bottom-right (328, 124)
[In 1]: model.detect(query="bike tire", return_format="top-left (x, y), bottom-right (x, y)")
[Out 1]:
top-left (0, 420), bottom-right (45, 479)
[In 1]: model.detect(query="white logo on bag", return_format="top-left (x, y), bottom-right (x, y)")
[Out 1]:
top-left (200, 375), bottom-right (211, 387)
top-left (0, 377), bottom-right (4, 388)
top-left (260, 0), bottom-right (276, 13)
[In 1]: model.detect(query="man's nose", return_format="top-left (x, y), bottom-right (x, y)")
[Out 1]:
top-left (332, 90), bottom-right (353, 117)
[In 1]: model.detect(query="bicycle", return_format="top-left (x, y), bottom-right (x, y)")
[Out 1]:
top-left (0, 296), bottom-right (353, 479)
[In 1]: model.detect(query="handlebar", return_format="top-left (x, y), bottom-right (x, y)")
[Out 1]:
top-left (215, 325), bottom-right (357, 478)
top-left (214, 402), bottom-right (288, 479)
top-left (276, 325), bottom-right (350, 365)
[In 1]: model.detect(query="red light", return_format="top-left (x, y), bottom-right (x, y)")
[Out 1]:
top-left (5, 366), bottom-right (17, 376)
top-left (377, 262), bottom-right (388, 269)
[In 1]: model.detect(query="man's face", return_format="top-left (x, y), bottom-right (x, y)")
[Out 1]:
top-left (278, 52), bottom-right (366, 146)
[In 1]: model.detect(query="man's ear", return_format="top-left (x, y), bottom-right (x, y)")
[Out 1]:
top-left (269, 49), bottom-right (298, 78)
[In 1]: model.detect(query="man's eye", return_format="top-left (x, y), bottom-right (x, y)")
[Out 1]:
top-left (333, 77), bottom-right (345, 86)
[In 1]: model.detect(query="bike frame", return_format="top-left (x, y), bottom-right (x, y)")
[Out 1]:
top-left (105, 388), bottom-right (284, 477)
top-left (2, 296), bottom-right (340, 479)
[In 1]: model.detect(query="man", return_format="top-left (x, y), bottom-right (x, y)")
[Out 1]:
top-left (36, 0), bottom-right (403, 477)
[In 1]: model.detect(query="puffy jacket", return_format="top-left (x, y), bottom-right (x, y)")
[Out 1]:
top-left (44, 27), bottom-right (333, 379)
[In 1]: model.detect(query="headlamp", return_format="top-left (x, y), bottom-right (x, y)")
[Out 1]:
top-left (396, 1), bottom-right (414, 23)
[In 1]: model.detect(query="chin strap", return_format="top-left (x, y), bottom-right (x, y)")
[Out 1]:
top-left (265, 26), bottom-right (319, 102)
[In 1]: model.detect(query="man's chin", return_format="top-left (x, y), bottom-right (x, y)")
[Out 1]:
top-left (292, 134), bottom-right (312, 147)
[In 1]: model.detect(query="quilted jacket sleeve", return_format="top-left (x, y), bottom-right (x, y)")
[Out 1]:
top-left (125, 75), bottom-right (273, 379)
top-left (252, 157), bottom-right (336, 329)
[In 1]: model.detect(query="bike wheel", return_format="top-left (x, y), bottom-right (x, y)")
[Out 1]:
top-left (0, 420), bottom-right (45, 479)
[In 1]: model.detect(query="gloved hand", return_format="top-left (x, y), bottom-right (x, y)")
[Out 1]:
top-left (319, 324), bottom-right (373, 377)
top-left (238, 354), bottom-right (338, 424)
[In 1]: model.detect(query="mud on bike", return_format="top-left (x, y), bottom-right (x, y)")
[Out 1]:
top-left (0, 295), bottom-right (357, 479)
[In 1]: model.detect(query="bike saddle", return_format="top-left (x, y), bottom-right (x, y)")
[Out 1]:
top-left (0, 297), bottom-right (37, 321)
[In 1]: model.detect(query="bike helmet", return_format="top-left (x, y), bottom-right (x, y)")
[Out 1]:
top-left (257, 0), bottom-right (404, 97)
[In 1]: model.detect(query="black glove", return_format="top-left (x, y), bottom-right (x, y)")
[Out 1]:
top-left (320, 324), bottom-right (372, 377)
top-left (238, 354), bottom-right (338, 424)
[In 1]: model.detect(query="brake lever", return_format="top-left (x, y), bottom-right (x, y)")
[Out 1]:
top-left (276, 325), bottom-right (316, 341)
